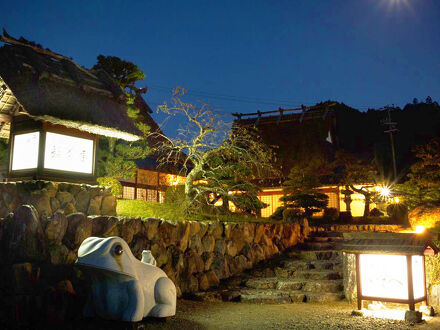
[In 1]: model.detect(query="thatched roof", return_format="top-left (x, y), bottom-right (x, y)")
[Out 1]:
top-left (341, 232), bottom-right (439, 255)
top-left (234, 106), bottom-right (336, 176)
top-left (0, 30), bottom-right (147, 141)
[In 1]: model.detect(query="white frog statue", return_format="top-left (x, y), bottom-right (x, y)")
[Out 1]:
top-left (76, 236), bottom-right (176, 322)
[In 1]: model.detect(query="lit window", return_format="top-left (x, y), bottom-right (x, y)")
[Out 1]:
top-left (44, 132), bottom-right (94, 173)
top-left (159, 191), bottom-right (165, 203)
top-left (136, 188), bottom-right (147, 201)
top-left (122, 186), bottom-right (135, 200)
top-left (11, 132), bottom-right (40, 170)
top-left (147, 189), bottom-right (157, 202)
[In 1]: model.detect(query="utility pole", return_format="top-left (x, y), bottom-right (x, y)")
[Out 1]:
top-left (382, 106), bottom-right (398, 181)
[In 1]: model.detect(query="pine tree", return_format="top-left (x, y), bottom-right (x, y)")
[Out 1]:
top-left (332, 151), bottom-right (378, 217)
top-left (398, 138), bottom-right (440, 209)
top-left (280, 159), bottom-right (329, 218)
top-left (93, 55), bottom-right (151, 194)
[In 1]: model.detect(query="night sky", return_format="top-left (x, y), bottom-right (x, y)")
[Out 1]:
top-left (1, 0), bottom-right (439, 136)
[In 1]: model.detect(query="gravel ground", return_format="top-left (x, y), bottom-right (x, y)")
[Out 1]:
top-left (71, 300), bottom-right (440, 330)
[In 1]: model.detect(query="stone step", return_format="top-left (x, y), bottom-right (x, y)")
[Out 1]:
top-left (236, 289), bottom-right (345, 304)
top-left (309, 235), bottom-right (344, 243)
top-left (238, 289), bottom-right (305, 304)
top-left (286, 250), bottom-right (342, 261)
top-left (311, 231), bottom-right (344, 237)
top-left (245, 278), bottom-right (343, 293)
top-left (272, 267), bottom-right (342, 280)
top-left (300, 241), bottom-right (339, 250)
top-left (281, 259), bottom-right (342, 271)
top-left (290, 270), bottom-right (342, 280)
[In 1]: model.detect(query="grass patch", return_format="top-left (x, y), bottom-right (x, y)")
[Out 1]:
top-left (117, 199), bottom-right (184, 220)
top-left (116, 199), bottom-right (275, 223)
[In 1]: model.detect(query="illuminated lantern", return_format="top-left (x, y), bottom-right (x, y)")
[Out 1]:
top-left (342, 232), bottom-right (438, 311)
top-left (0, 31), bottom-right (142, 183)
top-left (9, 121), bottom-right (99, 182)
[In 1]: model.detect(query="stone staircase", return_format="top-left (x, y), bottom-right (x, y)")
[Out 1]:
top-left (207, 231), bottom-right (346, 304)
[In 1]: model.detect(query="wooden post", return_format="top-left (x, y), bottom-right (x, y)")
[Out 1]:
top-left (156, 171), bottom-right (160, 202)
top-left (407, 255), bottom-right (415, 311)
top-left (37, 129), bottom-right (45, 178)
top-left (134, 169), bottom-right (138, 200)
top-left (356, 254), bottom-right (362, 310)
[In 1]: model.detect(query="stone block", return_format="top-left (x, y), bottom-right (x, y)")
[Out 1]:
top-left (404, 310), bottom-right (422, 323)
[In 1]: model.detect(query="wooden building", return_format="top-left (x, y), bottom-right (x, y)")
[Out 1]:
top-left (0, 31), bottom-right (147, 183)
top-left (0, 30), bottom-right (187, 195)
top-left (234, 105), bottom-right (380, 217)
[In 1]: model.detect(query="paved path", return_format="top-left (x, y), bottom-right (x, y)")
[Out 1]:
top-left (72, 300), bottom-right (440, 329)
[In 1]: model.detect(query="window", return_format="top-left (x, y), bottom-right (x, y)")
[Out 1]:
top-left (136, 188), bottom-right (147, 201)
top-left (122, 186), bottom-right (135, 200)
top-left (147, 189), bottom-right (157, 202)
top-left (159, 191), bottom-right (165, 203)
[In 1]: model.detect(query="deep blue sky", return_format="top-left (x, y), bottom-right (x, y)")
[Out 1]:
top-left (1, 0), bottom-right (439, 135)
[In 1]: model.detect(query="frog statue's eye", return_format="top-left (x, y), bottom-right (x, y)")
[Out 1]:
top-left (114, 244), bottom-right (124, 256)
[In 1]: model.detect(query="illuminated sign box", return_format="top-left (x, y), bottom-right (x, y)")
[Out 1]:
top-left (8, 118), bottom-right (97, 183)
top-left (11, 131), bottom-right (40, 170)
top-left (44, 132), bottom-right (94, 174)
top-left (342, 232), bottom-right (438, 312)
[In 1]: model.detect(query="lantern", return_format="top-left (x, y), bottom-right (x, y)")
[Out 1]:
top-left (342, 232), bottom-right (438, 311)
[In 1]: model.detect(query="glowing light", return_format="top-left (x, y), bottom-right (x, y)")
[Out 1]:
top-left (375, 185), bottom-right (391, 198)
top-left (378, 0), bottom-right (413, 13)
top-left (11, 132), bottom-right (40, 170)
top-left (393, 196), bottom-right (400, 203)
top-left (360, 254), bottom-right (408, 300)
top-left (415, 225), bottom-right (425, 234)
top-left (412, 256), bottom-right (425, 299)
top-left (380, 187), bottom-right (391, 198)
top-left (44, 132), bottom-right (94, 173)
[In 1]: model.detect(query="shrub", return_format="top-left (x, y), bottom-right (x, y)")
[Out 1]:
top-left (282, 208), bottom-right (303, 222)
top-left (369, 208), bottom-right (384, 217)
top-left (323, 207), bottom-right (339, 221)
top-left (164, 184), bottom-right (186, 204)
top-left (270, 206), bottom-right (285, 220)
top-left (97, 176), bottom-right (122, 196)
top-left (426, 240), bottom-right (440, 286)
top-left (339, 211), bottom-right (353, 223)
top-left (386, 204), bottom-right (409, 225)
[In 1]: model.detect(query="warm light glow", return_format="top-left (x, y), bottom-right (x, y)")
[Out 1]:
top-left (360, 254), bottom-right (425, 301)
top-left (44, 132), bottom-right (94, 173)
top-left (415, 225), bottom-right (425, 234)
top-left (412, 256), bottom-right (425, 299)
top-left (11, 131), bottom-right (40, 170)
top-left (393, 196), bottom-right (400, 203)
top-left (360, 254), bottom-right (408, 300)
top-left (377, 186), bottom-right (391, 198)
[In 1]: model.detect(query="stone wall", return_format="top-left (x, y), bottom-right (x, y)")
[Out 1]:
top-left (429, 284), bottom-right (440, 310)
top-left (0, 180), bottom-right (116, 218)
top-left (0, 204), bottom-right (309, 297)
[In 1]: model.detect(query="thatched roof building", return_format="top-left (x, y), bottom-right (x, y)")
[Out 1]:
top-left (234, 104), bottom-right (337, 177)
top-left (0, 30), bottom-right (143, 141)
